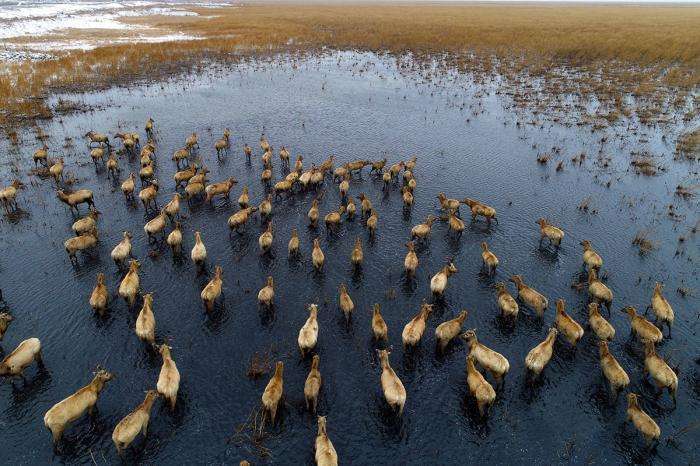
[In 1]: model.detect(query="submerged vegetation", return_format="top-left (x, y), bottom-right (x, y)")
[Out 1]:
top-left (676, 128), bottom-right (700, 161)
top-left (632, 230), bottom-right (656, 255)
top-left (1, 3), bottom-right (699, 126)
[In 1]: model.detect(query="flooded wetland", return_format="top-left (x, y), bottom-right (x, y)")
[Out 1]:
top-left (0, 51), bottom-right (698, 465)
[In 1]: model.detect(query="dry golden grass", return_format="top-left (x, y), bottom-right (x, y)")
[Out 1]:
top-left (1, 3), bottom-right (699, 126)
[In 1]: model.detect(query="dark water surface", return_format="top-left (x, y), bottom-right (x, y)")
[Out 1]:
top-left (0, 52), bottom-right (698, 465)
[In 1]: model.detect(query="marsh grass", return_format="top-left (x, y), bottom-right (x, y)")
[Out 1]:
top-left (228, 406), bottom-right (272, 459)
top-left (632, 230), bottom-right (656, 254)
top-left (1, 3), bottom-right (699, 126)
top-left (246, 346), bottom-right (275, 379)
top-left (630, 155), bottom-right (661, 176)
top-left (675, 185), bottom-right (695, 199)
top-left (676, 128), bottom-right (700, 160)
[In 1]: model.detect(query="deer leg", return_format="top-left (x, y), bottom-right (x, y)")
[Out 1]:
top-left (51, 426), bottom-right (64, 445)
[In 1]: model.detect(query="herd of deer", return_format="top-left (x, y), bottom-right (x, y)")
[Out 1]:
top-left (0, 118), bottom-right (681, 463)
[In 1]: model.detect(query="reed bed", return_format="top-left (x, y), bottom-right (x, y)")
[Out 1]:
top-left (1, 3), bottom-right (699, 126)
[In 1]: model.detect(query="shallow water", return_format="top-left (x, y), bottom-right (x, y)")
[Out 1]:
top-left (0, 52), bottom-right (698, 465)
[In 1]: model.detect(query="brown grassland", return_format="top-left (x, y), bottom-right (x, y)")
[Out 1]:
top-left (1, 3), bottom-right (699, 127)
